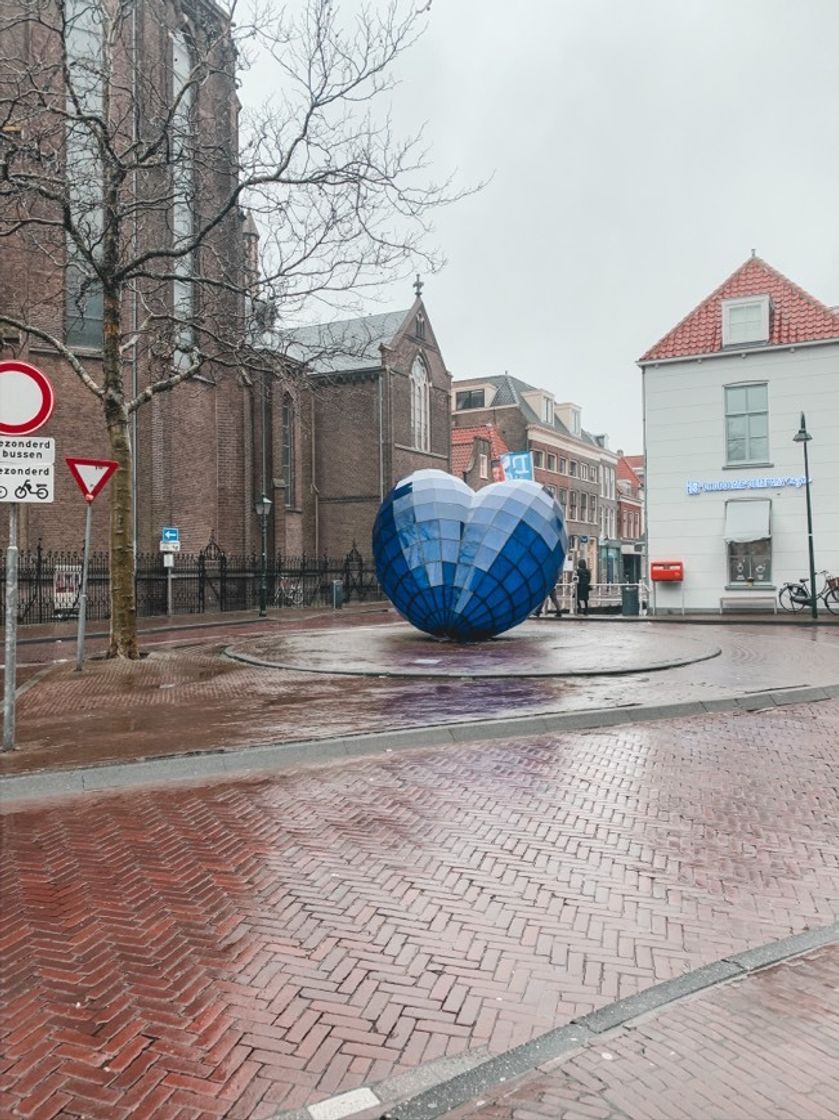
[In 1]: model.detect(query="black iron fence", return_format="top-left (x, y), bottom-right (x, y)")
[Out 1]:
top-left (0, 541), bottom-right (385, 625)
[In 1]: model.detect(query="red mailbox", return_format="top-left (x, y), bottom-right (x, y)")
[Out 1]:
top-left (650, 561), bottom-right (684, 582)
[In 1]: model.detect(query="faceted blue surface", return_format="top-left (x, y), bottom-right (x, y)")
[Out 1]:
top-left (373, 469), bottom-right (568, 640)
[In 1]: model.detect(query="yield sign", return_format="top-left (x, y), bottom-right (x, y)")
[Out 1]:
top-left (66, 457), bottom-right (119, 502)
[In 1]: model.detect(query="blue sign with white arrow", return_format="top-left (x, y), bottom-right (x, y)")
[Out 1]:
top-left (161, 527), bottom-right (180, 543)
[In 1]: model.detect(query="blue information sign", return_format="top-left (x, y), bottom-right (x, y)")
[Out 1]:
top-left (161, 527), bottom-right (180, 543)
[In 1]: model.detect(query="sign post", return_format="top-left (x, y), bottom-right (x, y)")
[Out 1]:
top-left (66, 457), bottom-right (119, 671)
top-left (160, 529), bottom-right (180, 618)
top-left (1, 360), bottom-right (56, 752)
top-left (3, 503), bottom-right (19, 751)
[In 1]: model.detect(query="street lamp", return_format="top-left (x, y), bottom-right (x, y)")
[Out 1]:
top-left (254, 492), bottom-right (272, 617)
top-left (792, 413), bottom-right (817, 620)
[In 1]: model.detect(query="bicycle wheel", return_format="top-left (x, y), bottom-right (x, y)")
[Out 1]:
top-left (778, 585), bottom-right (807, 612)
top-left (289, 583), bottom-right (304, 607)
top-left (823, 588), bottom-right (839, 615)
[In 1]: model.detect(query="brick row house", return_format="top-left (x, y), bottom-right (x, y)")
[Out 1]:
top-left (450, 424), bottom-right (510, 489)
top-left (451, 375), bottom-right (621, 584)
top-left (616, 454), bottom-right (645, 583)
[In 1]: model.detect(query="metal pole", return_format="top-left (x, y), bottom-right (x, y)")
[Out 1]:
top-left (3, 504), bottom-right (19, 751)
top-left (803, 437), bottom-right (818, 620)
top-left (259, 513), bottom-right (268, 617)
top-left (167, 566), bottom-right (173, 617)
top-left (75, 498), bottom-right (93, 671)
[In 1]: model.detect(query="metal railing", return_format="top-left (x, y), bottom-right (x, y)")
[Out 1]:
top-left (0, 541), bottom-right (385, 626)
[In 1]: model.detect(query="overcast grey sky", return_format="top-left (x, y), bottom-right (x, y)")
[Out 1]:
top-left (241, 0), bottom-right (839, 453)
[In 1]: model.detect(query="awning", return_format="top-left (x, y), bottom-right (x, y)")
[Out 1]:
top-left (724, 499), bottom-right (771, 543)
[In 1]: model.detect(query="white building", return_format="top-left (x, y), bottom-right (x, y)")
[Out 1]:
top-left (639, 255), bottom-right (839, 613)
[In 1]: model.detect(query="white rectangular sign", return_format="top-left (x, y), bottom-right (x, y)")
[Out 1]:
top-left (159, 539), bottom-right (181, 552)
top-left (0, 462), bottom-right (54, 503)
top-left (0, 436), bottom-right (55, 464)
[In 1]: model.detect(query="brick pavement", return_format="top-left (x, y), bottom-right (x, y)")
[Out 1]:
top-left (5, 621), bottom-right (839, 776)
top-left (2, 700), bottom-right (839, 1117)
top-left (439, 943), bottom-right (839, 1120)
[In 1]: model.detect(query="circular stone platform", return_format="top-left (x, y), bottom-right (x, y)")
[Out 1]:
top-left (225, 621), bottom-right (722, 678)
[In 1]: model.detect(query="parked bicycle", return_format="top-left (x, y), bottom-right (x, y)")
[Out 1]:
top-left (778, 569), bottom-right (839, 614)
top-left (274, 574), bottom-right (305, 607)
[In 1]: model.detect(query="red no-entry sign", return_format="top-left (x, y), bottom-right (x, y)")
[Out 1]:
top-left (0, 360), bottom-right (55, 436)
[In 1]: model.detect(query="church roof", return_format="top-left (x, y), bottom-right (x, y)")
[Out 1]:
top-left (279, 309), bottom-right (411, 373)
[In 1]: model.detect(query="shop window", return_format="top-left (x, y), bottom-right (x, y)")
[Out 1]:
top-left (728, 539), bottom-right (771, 583)
top-left (725, 499), bottom-right (771, 583)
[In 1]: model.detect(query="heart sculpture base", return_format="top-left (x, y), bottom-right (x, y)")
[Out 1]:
top-left (372, 469), bottom-right (568, 640)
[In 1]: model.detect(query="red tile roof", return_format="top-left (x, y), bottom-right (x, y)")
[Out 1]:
top-left (450, 425), bottom-right (510, 477)
top-left (640, 257), bottom-right (839, 362)
top-left (617, 456), bottom-right (642, 487)
top-left (623, 454), bottom-right (644, 472)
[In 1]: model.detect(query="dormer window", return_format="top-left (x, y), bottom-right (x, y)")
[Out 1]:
top-left (455, 389), bottom-right (485, 410)
top-left (722, 296), bottom-right (770, 347)
top-left (542, 398), bottom-right (553, 424)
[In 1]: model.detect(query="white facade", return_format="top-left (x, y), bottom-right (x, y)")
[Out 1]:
top-left (643, 342), bottom-right (839, 612)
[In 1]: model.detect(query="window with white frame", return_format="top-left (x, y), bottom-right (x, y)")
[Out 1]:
top-left (569, 491), bottom-right (578, 519)
top-left (547, 453), bottom-right (557, 472)
top-left (580, 493), bottom-right (588, 521)
top-left (479, 453), bottom-right (488, 479)
top-left (569, 460), bottom-right (578, 477)
top-left (558, 489), bottom-right (567, 510)
top-left (722, 296), bottom-right (770, 347)
top-left (543, 398), bottom-right (553, 423)
top-left (532, 449), bottom-right (544, 468)
top-left (725, 383), bottom-right (769, 464)
top-left (410, 355), bottom-right (430, 451)
top-left (559, 457), bottom-right (567, 473)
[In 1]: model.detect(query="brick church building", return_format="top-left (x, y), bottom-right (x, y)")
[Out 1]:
top-left (0, 0), bottom-right (451, 564)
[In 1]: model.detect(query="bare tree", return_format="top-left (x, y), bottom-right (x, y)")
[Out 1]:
top-left (0, 0), bottom-right (470, 657)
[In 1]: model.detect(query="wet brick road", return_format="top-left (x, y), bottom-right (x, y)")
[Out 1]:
top-left (442, 943), bottom-right (839, 1120)
top-left (5, 620), bottom-right (839, 775)
top-left (2, 699), bottom-right (839, 1117)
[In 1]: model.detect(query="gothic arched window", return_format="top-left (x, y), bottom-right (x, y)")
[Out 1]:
top-left (282, 394), bottom-right (295, 506)
top-left (410, 355), bottom-right (430, 452)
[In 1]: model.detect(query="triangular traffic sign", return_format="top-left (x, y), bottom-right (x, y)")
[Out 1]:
top-left (66, 457), bottom-right (119, 501)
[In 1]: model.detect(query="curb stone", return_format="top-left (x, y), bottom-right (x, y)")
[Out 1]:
top-left (319, 923), bottom-right (838, 1120)
top-left (2, 682), bottom-right (839, 804)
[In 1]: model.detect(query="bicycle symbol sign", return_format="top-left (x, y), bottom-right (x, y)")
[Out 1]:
top-left (0, 465), bottom-right (54, 504)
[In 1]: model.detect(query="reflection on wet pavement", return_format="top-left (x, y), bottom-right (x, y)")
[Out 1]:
top-left (226, 621), bottom-right (722, 676)
top-left (3, 622), bottom-right (839, 775)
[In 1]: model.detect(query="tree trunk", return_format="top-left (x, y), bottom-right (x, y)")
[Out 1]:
top-left (106, 405), bottom-right (138, 658)
top-left (102, 286), bottom-right (139, 659)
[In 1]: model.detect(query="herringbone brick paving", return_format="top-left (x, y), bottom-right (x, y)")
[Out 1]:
top-left (441, 943), bottom-right (839, 1120)
top-left (2, 700), bottom-right (839, 1118)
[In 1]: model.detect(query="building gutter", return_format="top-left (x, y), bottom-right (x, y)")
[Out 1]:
top-left (637, 335), bottom-right (839, 369)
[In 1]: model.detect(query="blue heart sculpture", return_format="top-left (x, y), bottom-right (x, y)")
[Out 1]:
top-left (373, 469), bottom-right (568, 640)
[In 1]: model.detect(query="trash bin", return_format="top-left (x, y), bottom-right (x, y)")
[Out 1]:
top-left (621, 584), bottom-right (640, 617)
top-left (332, 579), bottom-right (344, 609)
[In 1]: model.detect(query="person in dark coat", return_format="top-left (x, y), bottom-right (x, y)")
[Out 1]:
top-left (575, 558), bottom-right (591, 615)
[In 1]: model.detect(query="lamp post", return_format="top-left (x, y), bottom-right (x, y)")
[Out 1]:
top-left (254, 493), bottom-right (272, 617)
top-left (792, 413), bottom-right (817, 620)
